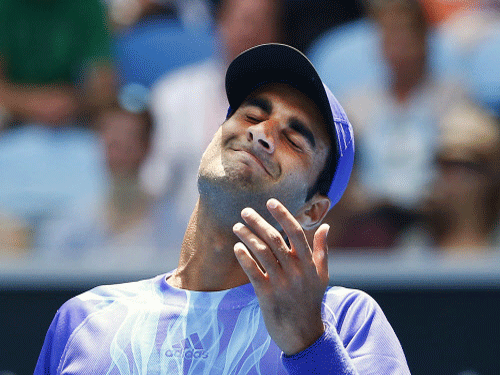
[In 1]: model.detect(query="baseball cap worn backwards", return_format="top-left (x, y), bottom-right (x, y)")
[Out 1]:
top-left (225, 43), bottom-right (355, 208)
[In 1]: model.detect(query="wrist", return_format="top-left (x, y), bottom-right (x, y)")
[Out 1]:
top-left (281, 320), bottom-right (325, 356)
top-left (282, 322), bottom-right (357, 375)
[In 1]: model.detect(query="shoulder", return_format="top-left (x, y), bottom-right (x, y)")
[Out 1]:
top-left (322, 286), bottom-right (386, 333)
top-left (57, 275), bottom-right (164, 329)
top-left (323, 286), bottom-right (379, 313)
top-left (322, 286), bottom-right (410, 372)
top-left (73, 274), bottom-right (161, 301)
top-left (49, 275), bottom-right (165, 351)
top-left (324, 285), bottom-right (376, 306)
top-left (35, 275), bottom-right (167, 374)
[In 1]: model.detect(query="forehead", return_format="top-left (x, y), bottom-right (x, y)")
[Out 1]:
top-left (243, 83), bottom-right (331, 143)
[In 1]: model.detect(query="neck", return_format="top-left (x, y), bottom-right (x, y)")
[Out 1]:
top-left (168, 199), bottom-right (250, 291)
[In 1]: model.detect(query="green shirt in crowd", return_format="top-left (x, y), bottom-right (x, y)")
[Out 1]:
top-left (0, 0), bottom-right (112, 85)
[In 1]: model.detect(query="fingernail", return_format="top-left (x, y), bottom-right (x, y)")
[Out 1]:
top-left (267, 199), bottom-right (278, 209)
top-left (241, 208), bottom-right (251, 218)
top-left (234, 242), bottom-right (245, 253)
top-left (233, 222), bottom-right (244, 231)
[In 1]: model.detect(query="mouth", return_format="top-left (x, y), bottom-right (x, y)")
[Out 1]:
top-left (231, 148), bottom-right (273, 177)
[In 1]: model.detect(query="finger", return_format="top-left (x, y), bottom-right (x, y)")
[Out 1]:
top-left (240, 208), bottom-right (290, 264)
top-left (312, 223), bottom-right (330, 284)
top-left (233, 241), bottom-right (267, 287)
top-left (266, 199), bottom-right (310, 261)
top-left (233, 222), bottom-right (282, 276)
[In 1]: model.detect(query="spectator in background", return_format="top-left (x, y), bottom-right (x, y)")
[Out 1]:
top-left (141, 0), bottom-right (284, 247)
top-left (319, 0), bottom-right (464, 250)
top-left (0, 0), bottom-right (115, 128)
top-left (430, 0), bottom-right (500, 117)
top-left (111, 0), bottom-right (214, 90)
top-left (400, 100), bottom-right (500, 255)
top-left (39, 102), bottom-right (162, 267)
top-left (307, 0), bottom-right (388, 104)
top-left (0, 0), bottom-right (115, 249)
top-left (309, 0), bottom-right (500, 118)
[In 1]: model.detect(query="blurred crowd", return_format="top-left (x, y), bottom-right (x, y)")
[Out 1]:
top-left (0, 0), bottom-right (499, 267)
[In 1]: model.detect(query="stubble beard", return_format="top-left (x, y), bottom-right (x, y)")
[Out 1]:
top-left (197, 162), bottom-right (308, 231)
top-left (197, 135), bottom-right (309, 229)
top-left (197, 162), bottom-right (278, 228)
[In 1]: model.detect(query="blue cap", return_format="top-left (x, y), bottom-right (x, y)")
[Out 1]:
top-left (225, 43), bottom-right (355, 208)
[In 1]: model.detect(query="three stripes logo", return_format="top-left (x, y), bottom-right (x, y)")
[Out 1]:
top-left (165, 333), bottom-right (209, 360)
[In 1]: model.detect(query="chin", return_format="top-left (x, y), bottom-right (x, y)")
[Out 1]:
top-left (197, 171), bottom-right (277, 226)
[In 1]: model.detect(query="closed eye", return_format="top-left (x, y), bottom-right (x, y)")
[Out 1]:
top-left (289, 118), bottom-right (316, 149)
top-left (285, 133), bottom-right (303, 151)
top-left (246, 115), bottom-right (260, 122)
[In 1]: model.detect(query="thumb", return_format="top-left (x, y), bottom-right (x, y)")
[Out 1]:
top-left (312, 223), bottom-right (330, 284)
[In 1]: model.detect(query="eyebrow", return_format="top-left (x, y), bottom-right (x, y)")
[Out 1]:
top-left (241, 97), bottom-right (273, 115)
top-left (289, 118), bottom-right (316, 149)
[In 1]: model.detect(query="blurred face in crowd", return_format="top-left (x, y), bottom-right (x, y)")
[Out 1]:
top-left (377, 2), bottom-right (427, 78)
top-left (429, 103), bottom-right (500, 232)
top-left (98, 109), bottom-right (150, 178)
top-left (217, 0), bottom-right (282, 61)
top-left (432, 159), bottom-right (492, 214)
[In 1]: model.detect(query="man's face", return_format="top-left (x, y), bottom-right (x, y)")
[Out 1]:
top-left (99, 110), bottom-right (149, 178)
top-left (379, 7), bottom-right (426, 76)
top-left (198, 83), bottom-right (330, 221)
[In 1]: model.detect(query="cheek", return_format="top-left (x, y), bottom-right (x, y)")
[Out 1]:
top-left (279, 161), bottom-right (314, 195)
top-left (306, 147), bottom-right (329, 185)
top-left (280, 149), bottom-right (325, 192)
top-left (199, 134), bottom-right (225, 176)
top-left (219, 119), bottom-right (242, 142)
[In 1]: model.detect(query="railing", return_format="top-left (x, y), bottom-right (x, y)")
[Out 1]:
top-left (1, 246), bottom-right (499, 290)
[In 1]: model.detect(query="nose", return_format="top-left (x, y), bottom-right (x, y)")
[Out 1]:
top-left (247, 122), bottom-right (275, 154)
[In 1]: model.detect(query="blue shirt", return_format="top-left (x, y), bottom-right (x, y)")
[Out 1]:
top-left (35, 272), bottom-right (410, 374)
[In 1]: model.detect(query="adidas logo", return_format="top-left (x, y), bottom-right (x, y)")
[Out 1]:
top-left (165, 333), bottom-right (209, 360)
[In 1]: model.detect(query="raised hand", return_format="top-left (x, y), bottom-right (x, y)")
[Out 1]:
top-left (232, 198), bottom-right (330, 355)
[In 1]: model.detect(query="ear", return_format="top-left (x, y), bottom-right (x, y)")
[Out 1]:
top-left (295, 194), bottom-right (331, 231)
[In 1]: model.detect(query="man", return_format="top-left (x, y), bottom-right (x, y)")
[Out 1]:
top-left (35, 44), bottom-right (410, 374)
